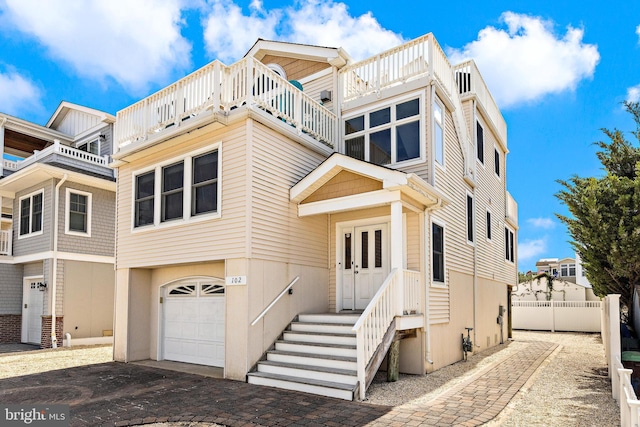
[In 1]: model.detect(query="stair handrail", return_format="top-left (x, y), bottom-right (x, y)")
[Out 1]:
top-left (352, 268), bottom-right (400, 400)
top-left (250, 276), bottom-right (300, 326)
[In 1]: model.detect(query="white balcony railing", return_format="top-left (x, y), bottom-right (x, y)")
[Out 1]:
top-left (352, 268), bottom-right (422, 400)
top-left (4, 141), bottom-right (109, 173)
top-left (454, 60), bottom-right (507, 146)
top-left (115, 58), bottom-right (337, 150)
top-left (0, 229), bottom-right (11, 256)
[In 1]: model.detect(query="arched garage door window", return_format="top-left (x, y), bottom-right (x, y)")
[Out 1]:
top-left (162, 277), bottom-right (225, 367)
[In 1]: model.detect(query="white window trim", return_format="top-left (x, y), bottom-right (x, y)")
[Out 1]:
top-left (466, 191), bottom-right (474, 246)
top-left (342, 91), bottom-right (426, 168)
top-left (486, 208), bottom-right (492, 243)
top-left (433, 95), bottom-right (445, 172)
top-left (505, 225), bottom-right (515, 264)
top-left (431, 217), bottom-right (447, 288)
top-left (17, 189), bottom-right (44, 240)
top-left (131, 142), bottom-right (222, 233)
top-left (476, 120), bottom-right (485, 167)
top-left (266, 63), bottom-right (287, 80)
top-left (494, 145), bottom-right (502, 180)
top-left (65, 188), bottom-right (92, 237)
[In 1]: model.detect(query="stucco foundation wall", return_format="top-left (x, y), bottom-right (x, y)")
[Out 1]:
top-left (0, 263), bottom-right (24, 314)
top-left (427, 271), bottom-right (507, 372)
top-left (62, 260), bottom-right (114, 339)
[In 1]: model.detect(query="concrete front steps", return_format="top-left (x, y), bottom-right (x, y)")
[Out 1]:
top-left (247, 313), bottom-right (360, 400)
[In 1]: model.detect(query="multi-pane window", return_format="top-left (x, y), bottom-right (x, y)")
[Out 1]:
top-left (133, 147), bottom-right (220, 228)
top-left (476, 121), bottom-right (484, 164)
top-left (505, 227), bottom-right (515, 262)
top-left (434, 101), bottom-right (444, 166)
top-left (192, 151), bottom-right (218, 216)
top-left (19, 191), bottom-right (43, 237)
top-left (78, 139), bottom-right (100, 155)
top-left (432, 222), bottom-right (444, 283)
top-left (495, 147), bottom-right (501, 177)
top-left (344, 97), bottom-right (422, 166)
top-left (135, 171), bottom-right (155, 227)
top-left (161, 162), bottom-right (184, 222)
top-left (486, 210), bottom-right (492, 240)
top-left (66, 189), bottom-right (91, 235)
top-left (561, 263), bottom-right (576, 276)
top-left (466, 194), bottom-right (474, 243)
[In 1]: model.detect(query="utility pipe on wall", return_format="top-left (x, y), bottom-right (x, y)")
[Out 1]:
top-left (50, 173), bottom-right (68, 348)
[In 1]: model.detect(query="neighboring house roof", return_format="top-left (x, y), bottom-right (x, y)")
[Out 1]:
top-left (0, 163), bottom-right (116, 197)
top-left (46, 101), bottom-right (116, 129)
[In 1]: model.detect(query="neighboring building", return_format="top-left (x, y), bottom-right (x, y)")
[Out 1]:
top-left (512, 276), bottom-right (598, 302)
top-left (0, 102), bottom-right (116, 348)
top-left (112, 34), bottom-right (517, 400)
top-left (536, 257), bottom-right (577, 283)
top-left (575, 252), bottom-right (592, 289)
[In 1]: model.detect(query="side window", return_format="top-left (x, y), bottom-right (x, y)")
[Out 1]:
top-left (505, 227), bottom-right (515, 262)
top-left (494, 147), bottom-right (501, 177)
top-left (19, 191), bottom-right (44, 237)
top-left (66, 189), bottom-right (92, 236)
top-left (192, 150), bottom-right (218, 216)
top-left (466, 193), bottom-right (474, 243)
top-left (486, 210), bottom-right (492, 241)
top-left (161, 161), bottom-right (184, 222)
top-left (432, 222), bottom-right (445, 283)
top-left (476, 121), bottom-right (484, 164)
top-left (135, 171), bottom-right (155, 227)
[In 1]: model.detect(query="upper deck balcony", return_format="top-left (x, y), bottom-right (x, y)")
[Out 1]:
top-left (114, 58), bottom-right (337, 154)
top-left (454, 60), bottom-right (507, 149)
top-left (506, 191), bottom-right (518, 227)
top-left (3, 140), bottom-right (112, 178)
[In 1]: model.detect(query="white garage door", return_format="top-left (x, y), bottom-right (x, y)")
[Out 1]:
top-left (162, 279), bottom-right (225, 367)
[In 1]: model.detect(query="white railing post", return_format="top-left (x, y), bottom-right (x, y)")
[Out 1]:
top-left (212, 61), bottom-right (221, 111)
top-left (246, 57), bottom-right (254, 107)
top-left (609, 295), bottom-right (622, 400)
top-left (551, 299), bottom-right (555, 333)
top-left (356, 331), bottom-right (366, 400)
top-left (391, 201), bottom-right (404, 315)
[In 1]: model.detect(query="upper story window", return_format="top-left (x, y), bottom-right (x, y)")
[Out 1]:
top-left (505, 227), bottom-right (515, 263)
top-left (19, 190), bottom-right (43, 238)
top-left (494, 147), bottom-right (501, 178)
top-left (434, 100), bottom-right (444, 166)
top-left (344, 95), bottom-right (422, 166)
top-left (466, 193), bottom-right (474, 243)
top-left (486, 209), bottom-right (492, 241)
top-left (432, 221), bottom-right (445, 284)
top-left (133, 145), bottom-right (221, 230)
top-left (476, 121), bottom-right (484, 164)
top-left (561, 263), bottom-right (576, 276)
top-left (77, 139), bottom-right (100, 155)
top-left (65, 188), bottom-right (92, 236)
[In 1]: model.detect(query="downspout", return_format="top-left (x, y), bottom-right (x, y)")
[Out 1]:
top-left (50, 173), bottom-right (68, 348)
top-left (472, 99), bottom-right (478, 349)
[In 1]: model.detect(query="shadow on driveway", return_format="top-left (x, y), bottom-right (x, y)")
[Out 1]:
top-left (0, 362), bottom-right (392, 426)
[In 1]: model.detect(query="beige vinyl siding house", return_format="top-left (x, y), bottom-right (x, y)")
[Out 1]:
top-left (112, 34), bottom-right (518, 400)
top-left (0, 102), bottom-right (116, 348)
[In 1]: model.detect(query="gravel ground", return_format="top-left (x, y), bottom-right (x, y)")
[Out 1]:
top-left (0, 331), bottom-right (618, 426)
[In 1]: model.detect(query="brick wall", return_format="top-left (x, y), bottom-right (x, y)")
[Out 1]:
top-left (0, 314), bottom-right (21, 343)
top-left (41, 316), bottom-right (63, 349)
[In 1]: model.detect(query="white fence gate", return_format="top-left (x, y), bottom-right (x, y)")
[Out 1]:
top-left (512, 300), bottom-right (601, 332)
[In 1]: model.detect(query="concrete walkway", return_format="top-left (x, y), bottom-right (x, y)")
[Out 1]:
top-left (0, 340), bottom-right (557, 426)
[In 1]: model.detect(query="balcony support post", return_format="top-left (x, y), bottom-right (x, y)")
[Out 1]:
top-left (391, 200), bottom-right (404, 316)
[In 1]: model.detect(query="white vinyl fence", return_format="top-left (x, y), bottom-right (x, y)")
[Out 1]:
top-left (512, 300), bottom-right (601, 332)
top-left (603, 294), bottom-right (640, 426)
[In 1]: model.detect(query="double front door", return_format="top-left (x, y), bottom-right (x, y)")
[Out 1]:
top-left (341, 223), bottom-right (389, 310)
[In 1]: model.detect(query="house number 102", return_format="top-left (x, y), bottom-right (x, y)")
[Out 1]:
top-left (226, 276), bottom-right (247, 285)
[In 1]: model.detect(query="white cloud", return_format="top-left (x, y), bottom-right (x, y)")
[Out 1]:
top-left (0, 69), bottom-right (43, 116)
top-left (1, 0), bottom-right (192, 93)
top-left (627, 84), bottom-right (640, 103)
top-left (526, 217), bottom-right (556, 229)
top-left (448, 12), bottom-right (600, 109)
top-left (201, 0), bottom-right (404, 63)
top-left (636, 24), bottom-right (640, 41)
top-left (518, 238), bottom-right (547, 261)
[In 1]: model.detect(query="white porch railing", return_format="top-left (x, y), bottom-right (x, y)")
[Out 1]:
top-left (6, 141), bottom-right (108, 172)
top-left (403, 269), bottom-right (422, 314)
top-left (616, 355), bottom-right (640, 426)
top-left (352, 268), bottom-right (421, 400)
top-left (0, 229), bottom-right (11, 255)
top-left (115, 57), bottom-right (337, 150)
top-left (453, 60), bottom-right (507, 146)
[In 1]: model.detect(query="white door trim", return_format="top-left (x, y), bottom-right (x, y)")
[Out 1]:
top-left (21, 275), bottom-right (44, 344)
top-left (336, 216), bottom-right (391, 312)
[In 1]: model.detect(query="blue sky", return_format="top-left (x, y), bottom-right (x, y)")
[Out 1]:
top-left (1, 0), bottom-right (639, 271)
